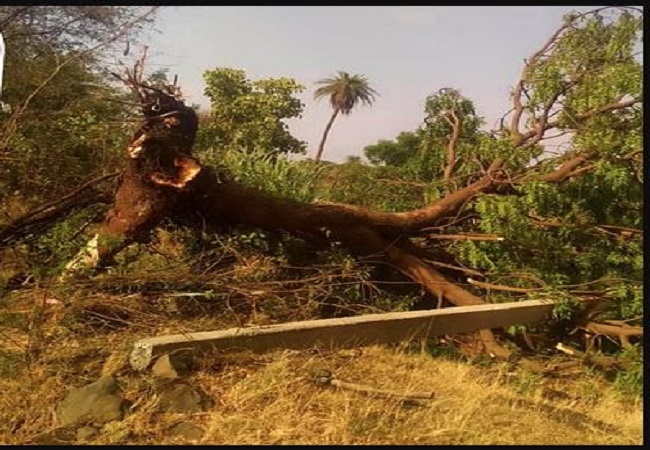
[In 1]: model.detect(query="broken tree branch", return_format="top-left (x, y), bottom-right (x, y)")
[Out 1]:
top-left (585, 322), bottom-right (643, 339)
top-left (316, 370), bottom-right (435, 400)
top-left (421, 260), bottom-right (485, 279)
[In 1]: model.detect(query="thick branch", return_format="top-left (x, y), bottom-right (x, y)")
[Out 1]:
top-left (329, 226), bottom-right (511, 359)
top-left (442, 109), bottom-right (461, 182)
top-left (199, 97), bottom-right (638, 240)
top-left (585, 322), bottom-right (643, 338)
top-left (199, 171), bottom-right (496, 235)
top-left (510, 17), bottom-right (573, 143)
top-left (596, 224), bottom-right (642, 235)
top-left (585, 321), bottom-right (643, 348)
top-left (517, 97), bottom-right (641, 147)
top-left (537, 155), bottom-right (588, 183)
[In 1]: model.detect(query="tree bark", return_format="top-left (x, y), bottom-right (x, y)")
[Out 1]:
top-left (314, 108), bottom-right (340, 162)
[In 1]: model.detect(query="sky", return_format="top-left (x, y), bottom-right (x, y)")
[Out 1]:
top-left (144, 6), bottom-right (602, 162)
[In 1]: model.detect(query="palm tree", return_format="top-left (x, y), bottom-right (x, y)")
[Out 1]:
top-left (313, 71), bottom-right (378, 162)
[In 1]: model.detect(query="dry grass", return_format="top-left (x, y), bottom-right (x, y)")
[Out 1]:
top-left (188, 347), bottom-right (642, 445)
top-left (0, 322), bottom-right (642, 446)
top-left (0, 261), bottom-right (643, 445)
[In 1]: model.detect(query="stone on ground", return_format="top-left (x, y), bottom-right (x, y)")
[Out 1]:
top-left (151, 351), bottom-right (193, 379)
top-left (157, 383), bottom-right (208, 413)
top-left (169, 422), bottom-right (205, 441)
top-left (76, 426), bottom-right (99, 441)
top-left (57, 376), bottom-right (127, 426)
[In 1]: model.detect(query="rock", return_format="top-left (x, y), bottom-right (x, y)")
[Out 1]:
top-left (90, 395), bottom-right (127, 423)
top-left (58, 376), bottom-right (127, 426)
top-left (151, 351), bottom-right (194, 379)
top-left (76, 426), bottom-right (99, 441)
top-left (169, 422), bottom-right (205, 441)
top-left (157, 383), bottom-right (208, 413)
top-left (152, 354), bottom-right (179, 379)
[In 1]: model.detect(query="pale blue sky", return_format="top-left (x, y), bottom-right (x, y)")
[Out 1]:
top-left (144, 6), bottom-right (600, 162)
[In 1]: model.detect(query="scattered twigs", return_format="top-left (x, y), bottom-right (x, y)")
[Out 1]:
top-left (467, 278), bottom-right (540, 294)
top-left (111, 44), bottom-right (184, 115)
top-left (527, 214), bottom-right (643, 240)
top-left (555, 342), bottom-right (624, 370)
top-left (0, 172), bottom-right (119, 246)
top-left (467, 278), bottom-right (623, 299)
top-left (315, 370), bottom-right (434, 400)
top-left (422, 260), bottom-right (485, 279)
top-left (584, 322), bottom-right (643, 348)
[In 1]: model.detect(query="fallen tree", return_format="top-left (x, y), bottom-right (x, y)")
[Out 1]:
top-left (3, 8), bottom-right (642, 359)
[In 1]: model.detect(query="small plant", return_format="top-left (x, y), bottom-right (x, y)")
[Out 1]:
top-left (508, 369), bottom-right (543, 396)
top-left (613, 345), bottom-right (643, 400)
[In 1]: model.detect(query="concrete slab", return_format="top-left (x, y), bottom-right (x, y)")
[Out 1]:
top-left (130, 299), bottom-right (554, 371)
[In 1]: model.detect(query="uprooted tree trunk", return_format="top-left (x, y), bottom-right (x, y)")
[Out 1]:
top-left (57, 84), bottom-right (514, 358)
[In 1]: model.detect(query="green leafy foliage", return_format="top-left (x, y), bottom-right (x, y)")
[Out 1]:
top-left (0, 6), bottom-right (153, 205)
top-left (348, 10), bottom-right (642, 370)
top-left (613, 345), bottom-right (643, 399)
top-left (204, 147), bottom-right (325, 204)
top-left (314, 71), bottom-right (378, 115)
top-left (24, 205), bottom-right (107, 278)
top-left (199, 67), bottom-right (306, 156)
top-left (364, 131), bottom-right (421, 167)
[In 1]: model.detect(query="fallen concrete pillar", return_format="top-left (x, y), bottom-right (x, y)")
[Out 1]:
top-left (130, 299), bottom-right (554, 371)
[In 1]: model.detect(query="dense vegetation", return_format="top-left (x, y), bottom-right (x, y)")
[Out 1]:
top-left (0, 5), bottom-right (643, 403)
